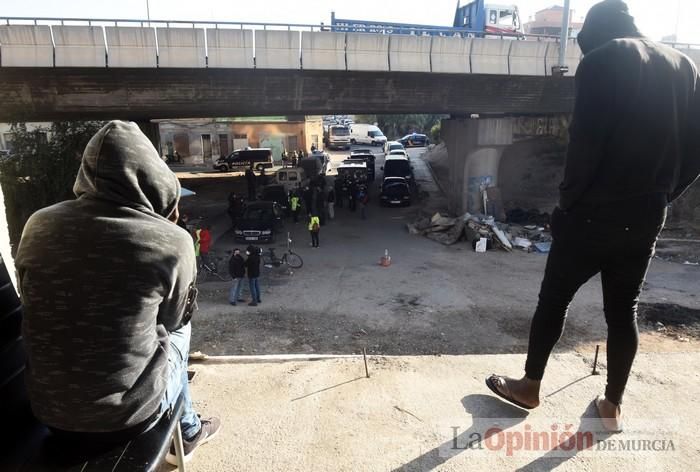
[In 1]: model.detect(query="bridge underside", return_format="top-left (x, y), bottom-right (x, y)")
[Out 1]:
top-left (0, 68), bottom-right (574, 122)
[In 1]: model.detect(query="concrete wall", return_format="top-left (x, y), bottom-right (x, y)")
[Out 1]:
top-left (0, 25), bottom-right (53, 67)
top-left (509, 40), bottom-right (548, 76)
top-left (470, 38), bottom-right (510, 75)
top-left (430, 36), bottom-right (471, 74)
top-left (255, 30), bottom-right (300, 70)
top-left (545, 40), bottom-right (582, 76)
top-left (389, 35), bottom-right (431, 72)
top-left (346, 33), bottom-right (389, 71)
top-left (442, 117), bottom-right (513, 215)
top-left (157, 28), bottom-right (206, 68)
top-left (52, 26), bottom-right (106, 67)
top-left (301, 31), bottom-right (345, 70)
top-left (207, 29), bottom-right (254, 68)
top-left (105, 27), bottom-right (157, 68)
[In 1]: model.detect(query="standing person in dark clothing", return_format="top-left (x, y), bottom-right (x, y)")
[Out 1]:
top-left (245, 166), bottom-right (257, 201)
top-left (334, 177), bottom-right (345, 209)
top-left (327, 186), bottom-right (336, 220)
top-left (358, 186), bottom-right (369, 220)
top-left (316, 187), bottom-right (326, 225)
top-left (245, 245), bottom-right (262, 306)
top-left (302, 186), bottom-right (313, 217)
top-left (228, 248), bottom-right (246, 305)
top-left (290, 191), bottom-right (301, 223)
top-left (486, 0), bottom-right (700, 433)
top-left (348, 179), bottom-right (358, 212)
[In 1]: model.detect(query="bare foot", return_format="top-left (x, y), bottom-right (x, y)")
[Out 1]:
top-left (488, 375), bottom-right (541, 409)
top-left (595, 395), bottom-right (623, 432)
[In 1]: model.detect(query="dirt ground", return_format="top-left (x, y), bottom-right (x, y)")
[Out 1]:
top-left (176, 147), bottom-right (700, 359)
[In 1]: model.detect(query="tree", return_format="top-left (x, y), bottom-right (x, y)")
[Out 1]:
top-left (0, 121), bottom-right (105, 251)
top-left (376, 114), bottom-right (448, 140)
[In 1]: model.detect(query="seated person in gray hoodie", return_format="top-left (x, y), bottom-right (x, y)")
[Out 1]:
top-left (16, 121), bottom-right (220, 465)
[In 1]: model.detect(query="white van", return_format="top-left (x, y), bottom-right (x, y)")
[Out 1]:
top-left (349, 124), bottom-right (387, 147)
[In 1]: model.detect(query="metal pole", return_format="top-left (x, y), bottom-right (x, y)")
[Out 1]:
top-left (558, 0), bottom-right (571, 67)
top-left (146, 0), bottom-right (151, 26)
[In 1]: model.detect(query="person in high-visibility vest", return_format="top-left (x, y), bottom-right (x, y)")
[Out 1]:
top-left (290, 192), bottom-right (301, 223)
top-left (308, 215), bottom-right (320, 248)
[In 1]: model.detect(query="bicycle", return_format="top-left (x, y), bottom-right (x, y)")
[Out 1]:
top-left (262, 233), bottom-right (303, 269)
top-left (197, 252), bottom-right (233, 283)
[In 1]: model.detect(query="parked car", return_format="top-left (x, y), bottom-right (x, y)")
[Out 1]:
top-left (272, 168), bottom-right (307, 193)
top-left (381, 156), bottom-right (414, 187)
top-left (261, 185), bottom-right (290, 215)
top-left (214, 148), bottom-right (273, 172)
top-left (398, 133), bottom-right (430, 148)
top-left (350, 148), bottom-right (373, 156)
top-left (380, 177), bottom-right (412, 206)
top-left (388, 149), bottom-right (410, 160)
top-left (233, 201), bottom-right (285, 243)
top-left (336, 161), bottom-right (369, 185)
top-left (384, 141), bottom-right (405, 154)
top-left (349, 124), bottom-right (387, 147)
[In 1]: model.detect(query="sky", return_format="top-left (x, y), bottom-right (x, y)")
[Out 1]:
top-left (1, 0), bottom-right (698, 44)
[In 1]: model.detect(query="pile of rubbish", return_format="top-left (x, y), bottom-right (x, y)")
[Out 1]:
top-left (407, 211), bottom-right (553, 253)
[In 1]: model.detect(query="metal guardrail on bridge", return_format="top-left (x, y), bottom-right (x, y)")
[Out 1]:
top-left (0, 17), bottom-right (698, 75)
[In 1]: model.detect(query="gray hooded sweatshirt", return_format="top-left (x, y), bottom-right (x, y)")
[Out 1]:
top-left (16, 121), bottom-right (196, 433)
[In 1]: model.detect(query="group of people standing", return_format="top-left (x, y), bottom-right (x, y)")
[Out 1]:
top-left (334, 175), bottom-right (370, 219)
top-left (227, 246), bottom-right (262, 306)
top-left (177, 213), bottom-right (213, 268)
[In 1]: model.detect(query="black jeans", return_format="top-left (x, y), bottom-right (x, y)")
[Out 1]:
top-left (525, 194), bottom-right (667, 405)
top-left (310, 231), bottom-right (319, 247)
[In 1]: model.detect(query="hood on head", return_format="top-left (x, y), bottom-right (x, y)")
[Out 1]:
top-left (577, 0), bottom-right (642, 55)
top-left (74, 120), bottom-right (180, 218)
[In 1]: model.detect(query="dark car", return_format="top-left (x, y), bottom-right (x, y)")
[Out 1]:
top-left (381, 157), bottom-right (414, 187)
top-left (233, 201), bottom-right (284, 243)
top-left (261, 185), bottom-right (290, 215)
top-left (214, 148), bottom-right (273, 172)
top-left (380, 177), bottom-right (411, 206)
top-left (398, 133), bottom-right (429, 148)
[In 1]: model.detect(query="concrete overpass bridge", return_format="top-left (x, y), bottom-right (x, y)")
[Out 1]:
top-left (1, 17), bottom-right (698, 215)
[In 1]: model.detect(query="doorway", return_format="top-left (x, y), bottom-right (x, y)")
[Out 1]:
top-left (201, 134), bottom-right (212, 161)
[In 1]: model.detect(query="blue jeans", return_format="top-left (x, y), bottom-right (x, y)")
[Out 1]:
top-left (158, 323), bottom-right (201, 440)
top-left (249, 277), bottom-right (261, 302)
top-left (229, 277), bottom-right (246, 303)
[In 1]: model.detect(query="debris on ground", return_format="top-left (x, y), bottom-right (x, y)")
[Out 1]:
top-left (407, 211), bottom-right (553, 253)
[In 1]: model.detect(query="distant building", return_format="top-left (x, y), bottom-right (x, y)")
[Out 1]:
top-left (524, 5), bottom-right (583, 37)
top-left (156, 116), bottom-right (324, 165)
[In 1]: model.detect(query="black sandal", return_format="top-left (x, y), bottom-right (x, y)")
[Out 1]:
top-left (485, 374), bottom-right (537, 410)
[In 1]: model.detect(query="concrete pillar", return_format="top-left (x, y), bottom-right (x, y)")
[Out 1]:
top-left (135, 120), bottom-right (161, 156)
top-left (442, 117), bottom-right (513, 215)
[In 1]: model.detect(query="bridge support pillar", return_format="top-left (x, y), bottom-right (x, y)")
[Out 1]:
top-left (135, 121), bottom-right (161, 156)
top-left (442, 117), bottom-right (513, 215)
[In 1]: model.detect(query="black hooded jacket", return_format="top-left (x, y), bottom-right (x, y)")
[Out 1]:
top-left (559, 0), bottom-right (700, 210)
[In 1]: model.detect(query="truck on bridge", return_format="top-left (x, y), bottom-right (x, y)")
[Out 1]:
top-left (331, 0), bottom-right (523, 37)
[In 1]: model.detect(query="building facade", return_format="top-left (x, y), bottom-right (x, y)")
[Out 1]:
top-left (156, 116), bottom-right (324, 166)
top-left (524, 6), bottom-right (583, 37)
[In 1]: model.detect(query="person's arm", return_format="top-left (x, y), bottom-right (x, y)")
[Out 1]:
top-left (157, 239), bottom-right (197, 331)
top-left (558, 50), bottom-right (618, 210)
top-left (670, 69), bottom-right (700, 201)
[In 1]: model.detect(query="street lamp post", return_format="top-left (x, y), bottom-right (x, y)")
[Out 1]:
top-left (554, 0), bottom-right (571, 76)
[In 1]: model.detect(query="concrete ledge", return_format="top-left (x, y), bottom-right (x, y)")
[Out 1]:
top-left (157, 27), bottom-right (206, 68)
top-left (105, 26), bottom-right (157, 68)
top-left (52, 26), bottom-right (106, 68)
top-left (389, 35), bottom-right (431, 72)
top-left (471, 38), bottom-right (510, 75)
top-left (346, 33), bottom-right (389, 71)
top-left (545, 39), bottom-right (582, 76)
top-left (430, 36), bottom-right (471, 74)
top-left (0, 25), bottom-right (53, 67)
top-left (508, 40), bottom-right (548, 76)
top-left (190, 352), bottom-right (363, 364)
top-left (255, 30), bottom-right (301, 70)
top-left (301, 31), bottom-right (345, 71)
top-left (207, 29), bottom-right (254, 68)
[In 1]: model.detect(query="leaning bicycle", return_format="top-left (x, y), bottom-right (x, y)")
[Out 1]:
top-left (197, 252), bottom-right (233, 283)
top-left (262, 233), bottom-right (303, 269)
